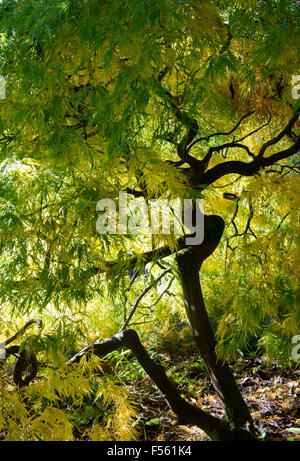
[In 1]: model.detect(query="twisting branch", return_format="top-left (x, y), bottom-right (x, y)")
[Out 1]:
top-left (201, 133), bottom-right (300, 186)
top-left (265, 162), bottom-right (300, 177)
top-left (163, 108), bottom-right (299, 187)
top-left (2, 318), bottom-right (43, 348)
top-left (155, 80), bottom-right (200, 167)
top-left (187, 111), bottom-right (255, 152)
top-left (234, 111), bottom-right (272, 144)
top-left (205, 142), bottom-right (255, 160)
top-left (67, 328), bottom-right (255, 441)
top-left (257, 107), bottom-right (300, 158)
top-left (226, 196), bottom-right (240, 231)
top-left (243, 200), bottom-right (254, 238)
top-left (224, 198), bottom-right (257, 259)
top-left (1, 319), bottom-right (43, 388)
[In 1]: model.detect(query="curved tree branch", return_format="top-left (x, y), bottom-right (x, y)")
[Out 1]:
top-left (187, 111), bottom-right (255, 151)
top-left (257, 107), bottom-right (300, 158)
top-left (201, 135), bottom-right (300, 186)
top-left (67, 328), bottom-right (255, 441)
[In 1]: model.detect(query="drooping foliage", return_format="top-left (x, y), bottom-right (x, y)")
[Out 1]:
top-left (0, 0), bottom-right (299, 441)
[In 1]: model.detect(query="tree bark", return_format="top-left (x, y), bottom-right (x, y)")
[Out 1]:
top-left (68, 329), bottom-right (255, 440)
top-left (176, 215), bottom-right (254, 432)
top-left (67, 214), bottom-right (257, 440)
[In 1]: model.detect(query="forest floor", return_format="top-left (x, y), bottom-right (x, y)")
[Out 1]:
top-left (126, 350), bottom-right (300, 442)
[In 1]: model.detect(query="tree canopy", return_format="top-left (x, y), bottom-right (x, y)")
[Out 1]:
top-left (0, 0), bottom-right (299, 442)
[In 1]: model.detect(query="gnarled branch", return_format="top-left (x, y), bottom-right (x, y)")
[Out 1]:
top-left (67, 328), bottom-right (255, 441)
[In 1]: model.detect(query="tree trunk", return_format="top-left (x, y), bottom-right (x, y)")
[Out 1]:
top-left (67, 214), bottom-right (257, 440)
top-left (176, 215), bottom-right (255, 433)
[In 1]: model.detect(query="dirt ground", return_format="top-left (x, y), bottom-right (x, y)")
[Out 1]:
top-left (129, 355), bottom-right (300, 441)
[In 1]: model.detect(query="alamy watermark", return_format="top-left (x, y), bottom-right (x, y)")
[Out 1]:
top-left (96, 192), bottom-right (204, 245)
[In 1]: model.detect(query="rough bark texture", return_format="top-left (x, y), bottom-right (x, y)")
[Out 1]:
top-left (176, 215), bottom-right (254, 432)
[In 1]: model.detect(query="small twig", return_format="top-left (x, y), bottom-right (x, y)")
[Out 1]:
top-left (243, 201), bottom-right (254, 238)
top-left (212, 175), bottom-right (242, 189)
top-left (187, 111), bottom-right (255, 152)
top-left (3, 319), bottom-right (43, 347)
top-left (276, 212), bottom-right (289, 230)
top-left (140, 276), bottom-right (175, 310)
top-left (121, 267), bottom-right (172, 331)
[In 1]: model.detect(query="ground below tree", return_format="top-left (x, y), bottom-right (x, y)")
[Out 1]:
top-left (124, 352), bottom-right (300, 442)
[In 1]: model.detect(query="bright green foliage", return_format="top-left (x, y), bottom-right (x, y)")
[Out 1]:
top-left (0, 354), bottom-right (137, 441)
top-left (0, 0), bottom-right (299, 440)
top-left (207, 174), bottom-right (300, 363)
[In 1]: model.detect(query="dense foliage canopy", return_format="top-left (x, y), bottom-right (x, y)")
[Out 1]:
top-left (0, 0), bottom-right (299, 442)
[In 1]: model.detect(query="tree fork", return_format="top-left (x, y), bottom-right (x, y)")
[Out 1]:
top-left (176, 215), bottom-right (255, 433)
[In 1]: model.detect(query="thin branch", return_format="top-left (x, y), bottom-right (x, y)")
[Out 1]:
top-left (187, 111), bottom-right (255, 152)
top-left (9, 216), bottom-right (224, 292)
top-left (206, 142), bottom-right (255, 159)
top-left (276, 212), bottom-right (289, 230)
top-left (211, 175), bottom-right (242, 189)
top-left (258, 107), bottom-right (300, 158)
top-left (139, 276), bottom-right (175, 310)
top-left (3, 319), bottom-right (43, 347)
top-left (243, 201), bottom-right (254, 238)
top-left (155, 80), bottom-right (200, 167)
top-left (121, 267), bottom-right (172, 331)
top-left (226, 197), bottom-right (240, 230)
top-left (234, 112), bottom-right (272, 144)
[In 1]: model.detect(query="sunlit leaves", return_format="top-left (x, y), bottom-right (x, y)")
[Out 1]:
top-left (0, 2), bottom-right (299, 439)
top-left (0, 351), bottom-right (137, 441)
